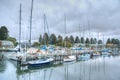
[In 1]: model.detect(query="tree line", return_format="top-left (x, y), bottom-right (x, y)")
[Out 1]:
top-left (38, 33), bottom-right (120, 48)
top-left (38, 32), bottom-right (104, 47)
top-left (106, 38), bottom-right (120, 48)
top-left (0, 26), bottom-right (119, 48)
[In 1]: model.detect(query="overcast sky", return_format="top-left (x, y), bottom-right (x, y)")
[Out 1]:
top-left (0, 0), bottom-right (120, 42)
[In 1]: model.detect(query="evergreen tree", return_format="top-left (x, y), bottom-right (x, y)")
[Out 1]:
top-left (111, 38), bottom-right (115, 44)
top-left (85, 38), bottom-right (90, 47)
top-left (39, 34), bottom-right (42, 44)
top-left (57, 35), bottom-right (63, 46)
top-left (106, 38), bottom-right (112, 47)
top-left (42, 32), bottom-right (49, 45)
top-left (106, 38), bottom-right (111, 44)
top-left (90, 38), bottom-right (94, 44)
top-left (64, 36), bottom-right (69, 42)
top-left (115, 39), bottom-right (120, 47)
top-left (114, 39), bottom-right (119, 45)
top-left (75, 36), bottom-right (80, 43)
top-left (93, 38), bottom-right (97, 44)
top-left (80, 37), bottom-right (84, 43)
top-left (69, 35), bottom-right (74, 44)
top-left (98, 40), bottom-right (102, 44)
top-left (64, 36), bottom-right (72, 47)
top-left (57, 35), bottom-right (63, 42)
top-left (50, 33), bottom-right (57, 45)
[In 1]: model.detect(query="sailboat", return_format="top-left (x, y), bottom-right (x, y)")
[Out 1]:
top-left (8, 3), bottom-right (26, 62)
top-left (27, 1), bottom-right (54, 67)
top-left (77, 24), bottom-right (90, 61)
top-left (27, 57), bottom-right (54, 67)
top-left (101, 35), bottom-right (110, 57)
top-left (91, 33), bottom-right (100, 58)
top-left (63, 15), bottom-right (76, 62)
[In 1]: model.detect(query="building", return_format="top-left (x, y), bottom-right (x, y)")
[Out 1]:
top-left (0, 40), bottom-right (14, 48)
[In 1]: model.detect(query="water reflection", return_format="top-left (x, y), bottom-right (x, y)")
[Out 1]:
top-left (0, 55), bottom-right (120, 80)
top-left (0, 60), bottom-right (6, 72)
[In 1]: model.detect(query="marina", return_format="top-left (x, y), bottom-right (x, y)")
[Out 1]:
top-left (1, 0), bottom-right (120, 80)
top-left (0, 52), bottom-right (120, 80)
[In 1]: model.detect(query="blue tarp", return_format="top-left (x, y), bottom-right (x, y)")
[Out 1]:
top-left (102, 49), bottom-right (109, 52)
top-left (40, 45), bottom-right (47, 50)
top-left (71, 47), bottom-right (82, 50)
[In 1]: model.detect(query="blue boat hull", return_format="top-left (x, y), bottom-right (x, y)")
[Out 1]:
top-left (28, 61), bottom-right (53, 68)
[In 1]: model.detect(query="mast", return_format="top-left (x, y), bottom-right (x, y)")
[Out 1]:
top-left (44, 14), bottom-right (50, 37)
top-left (88, 20), bottom-right (92, 80)
top-left (83, 25), bottom-right (85, 51)
top-left (64, 15), bottom-right (67, 49)
top-left (103, 34), bottom-right (104, 49)
top-left (44, 14), bottom-right (46, 46)
top-left (29, 0), bottom-right (34, 47)
top-left (43, 14), bottom-right (51, 47)
top-left (19, 3), bottom-right (22, 52)
top-left (44, 14), bottom-right (51, 44)
top-left (88, 21), bottom-right (90, 48)
top-left (79, 24), bottom-right (81, 46)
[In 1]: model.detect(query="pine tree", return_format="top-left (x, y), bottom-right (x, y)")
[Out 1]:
top-left (75, 36), bottom-right (80, 43)
top-left (50, 33), bottom-right (57, 45)
top-left (69, 35), bottom-right (74, 44)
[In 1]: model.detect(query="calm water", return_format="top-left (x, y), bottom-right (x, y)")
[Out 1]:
top-left (0, 53), bottom-right (120, 80)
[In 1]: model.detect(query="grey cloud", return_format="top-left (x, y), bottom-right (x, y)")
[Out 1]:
top-left (0, 0), bottom-right (120, 41)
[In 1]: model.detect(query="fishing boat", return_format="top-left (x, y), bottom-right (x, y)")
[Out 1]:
top-left (63, 55), bottom-right (76, 62)
top-left (27, 57), bottom-right (54, 67)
